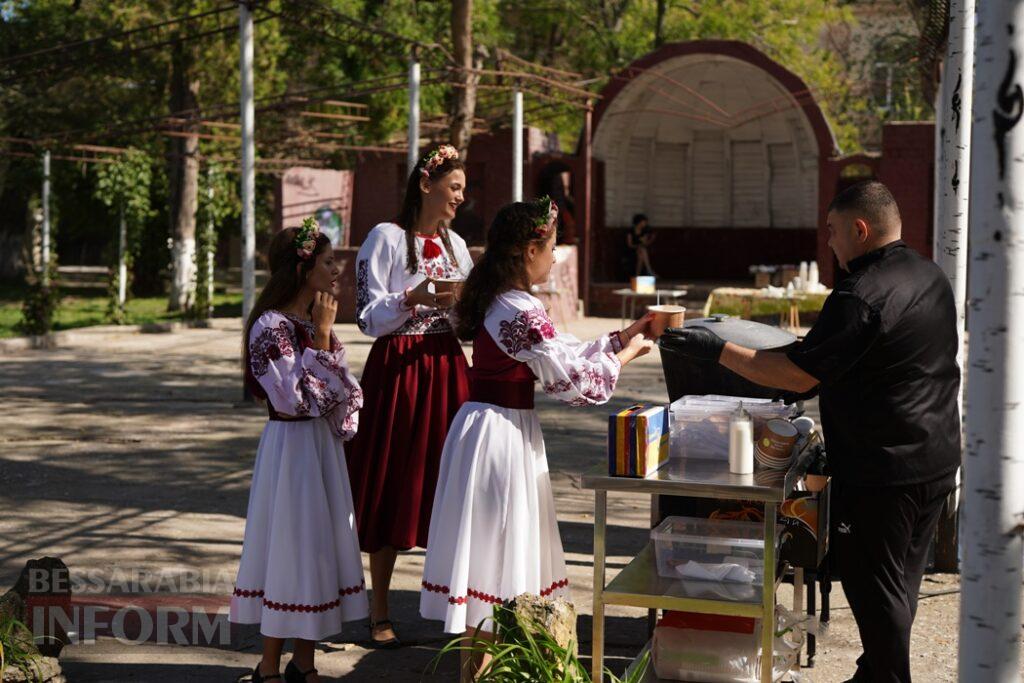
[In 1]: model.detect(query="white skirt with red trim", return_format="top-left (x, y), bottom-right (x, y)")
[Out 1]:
top-left (229, 419), bottom-right (368, 640)
top-left (419, 402), bottom-right (570, 634)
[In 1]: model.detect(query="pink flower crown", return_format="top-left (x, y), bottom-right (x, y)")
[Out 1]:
top-left (531, 196), bottom-right (558, 239)
top-left (295, 216), bottom-right (320, 260)
top-left (421, 144), bottom-right (459, 177)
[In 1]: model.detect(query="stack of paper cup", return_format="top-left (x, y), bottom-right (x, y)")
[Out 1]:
top-left (754, 419), bottom-right (799, 469)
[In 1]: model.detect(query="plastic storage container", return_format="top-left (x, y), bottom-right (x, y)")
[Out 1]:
top-left (669, 395), bottom-right (792, 461)
top-left (650, 516), bottom-right (773, 585)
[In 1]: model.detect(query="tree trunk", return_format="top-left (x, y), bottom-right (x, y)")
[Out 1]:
top-left (654, 0), bottom-right (667, 48)
top-left (450, 0), bottom-right (477, 160)
top-left (958, 1), bottom-right (1024, 678)
top-left (167, 39), bottom-right (200, 312)
top-left (931, 0), bottom-right (974, 574)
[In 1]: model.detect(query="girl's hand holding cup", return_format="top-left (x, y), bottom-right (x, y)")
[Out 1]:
top-left (406, 278), bottom-right (455, 309)
top-left (622, 311), bottom-right (657, 342)
top-left (617, 333), bottom-right (655, 365)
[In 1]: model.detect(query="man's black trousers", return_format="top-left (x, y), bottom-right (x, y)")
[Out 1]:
top-left (832, 472), bottom-right (957, 683)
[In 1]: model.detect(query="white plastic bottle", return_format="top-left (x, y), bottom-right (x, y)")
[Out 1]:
top-left (728, 402), bottom-right (754, 474)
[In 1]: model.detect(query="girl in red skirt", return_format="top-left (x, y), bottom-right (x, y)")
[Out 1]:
top-left (347, 144), bottom-right (471, 647)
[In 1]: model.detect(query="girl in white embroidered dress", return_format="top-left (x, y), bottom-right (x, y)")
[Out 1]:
top-left (231, 226), bottom-right (367, 683)
top-left (419, 199), bottom-right (654, 681)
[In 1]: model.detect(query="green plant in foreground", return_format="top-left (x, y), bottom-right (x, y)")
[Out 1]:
top-left (430, 605), bottom-right (649, 682)
top-left (0, 614), bottom-right (44, 683)
top-left (18, 260), bottom-right (61, 337)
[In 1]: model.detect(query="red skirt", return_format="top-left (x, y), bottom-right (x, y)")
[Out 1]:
top-left (346, 333), bottom-right (470, 553)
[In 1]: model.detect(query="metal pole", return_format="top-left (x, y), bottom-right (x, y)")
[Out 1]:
top-left (407, 55), bottom-right (420, 176)
top-left (959, 2), bottom-right (1024, 679)
top-left (932, 0), bottom-right (975, 572)
top-left (118, 207), bottom-right (127, 307)
top-left (582, 105), bottom-right (593, 315)
top-left (207, 181), bottom-right (215, 318)
top-left (512, 89), bottom-right (523, 202)
top-left (41, 149), bottom-right (50, 286)
top-left (239, 1), bottom-right (256, 325)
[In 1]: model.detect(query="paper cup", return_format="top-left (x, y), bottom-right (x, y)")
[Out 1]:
top-left (805, 474), bottom-right (829, 493)
top-left (648, 304), bottom-right (686, 338)
top-left (755, 418), bottom-right (799, 463)
top-left (433, 278), bottom-right (465, 299)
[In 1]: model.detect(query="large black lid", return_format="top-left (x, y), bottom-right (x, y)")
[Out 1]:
top-left (673, 314), bottom-right (796, 350)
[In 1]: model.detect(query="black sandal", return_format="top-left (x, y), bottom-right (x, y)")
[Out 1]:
top-left (368, 619), bottom-right (401, 649)
top-left (247, 664), bottom-right (282, 683)
top-left (284, 660), bottom-right (318, 683)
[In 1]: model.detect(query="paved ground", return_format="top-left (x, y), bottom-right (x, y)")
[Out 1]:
top-left (0, 317), bottom-right (1000, 681)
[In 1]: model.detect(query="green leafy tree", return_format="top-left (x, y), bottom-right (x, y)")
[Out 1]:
top-left (93, 148), bottom-right (154, 323)
top-left (192, 162), bottom-right (239, 319)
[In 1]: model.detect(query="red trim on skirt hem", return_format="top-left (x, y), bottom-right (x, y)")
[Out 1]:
top-left (233, 580), bottom-right (365, 613)
top-left (422, 578), bottom-right (569, 606)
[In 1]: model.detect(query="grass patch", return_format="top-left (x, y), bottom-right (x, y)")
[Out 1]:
top-left (707, 293), bottom-right (828, 319)
top-left (0, 283), bottom-right (243, 339)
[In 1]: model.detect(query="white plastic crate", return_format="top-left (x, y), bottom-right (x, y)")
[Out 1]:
top-left (669, 396), bottom-right (792, 461)
top-left (650, 516), bottom-right (771, 585)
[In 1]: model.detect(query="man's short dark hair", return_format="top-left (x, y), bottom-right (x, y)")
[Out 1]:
top-left (632, 213), bottom-right (648, 226)
top-left (828, 180), bottom-right (901, 232)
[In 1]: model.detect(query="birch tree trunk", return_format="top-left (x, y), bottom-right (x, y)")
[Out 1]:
top-left (167, 39), bottom-right (200, 312)
top-left (959, 2), bottom-right (1024, 679)
top-left (932, 0), bottom-right (975, 573)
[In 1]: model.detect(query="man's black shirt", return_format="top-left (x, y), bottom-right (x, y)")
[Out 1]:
top-left (786, 241), bottom-right (961, 486)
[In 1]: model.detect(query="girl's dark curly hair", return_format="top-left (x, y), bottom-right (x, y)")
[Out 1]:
top-left (454, 198), bottom-right (553, 341)
top-left (395, 151), bottom-right (465, 274)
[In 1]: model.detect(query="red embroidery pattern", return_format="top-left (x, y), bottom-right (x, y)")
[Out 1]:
top-left (540, 578), bottom-right (570, 596)
top-left (498, 309), bottom-right (557, 355)
top-left (421, 578), bottom-right (569, 606)
top-left (542, 363), bottom-right (616, 407)
top-left (233, 580), bottom-right (365, 613)
top-left (393, 311), bottom-right (453, 336)
top-left (299, 368), bottom-right (342, 415)
top-left (250, 321), bottom-right (296, 378)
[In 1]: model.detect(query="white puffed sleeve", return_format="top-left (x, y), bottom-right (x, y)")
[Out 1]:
top-left (483, 295), bottom-right (622, 406)
top-left (355, 226), bottom-right (414, 337)
top-left (248, 311), bottom-right (363, 439)
top-left (450, 234), bottom-right (474, 278)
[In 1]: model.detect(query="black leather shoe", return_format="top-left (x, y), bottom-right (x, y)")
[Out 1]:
top-left (368, 619), bottom-right (401, 649)
top-left (285, 660), bottom-right (318, 683)
top-left (249, 664), bottom-right (282, 682)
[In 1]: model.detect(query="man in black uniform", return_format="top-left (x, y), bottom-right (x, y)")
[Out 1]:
top-left (662, 181), bottom-right (961, 683)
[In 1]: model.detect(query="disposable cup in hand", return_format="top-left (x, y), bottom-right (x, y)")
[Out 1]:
top-left (433, 278), bottom-right (465, 299)
top-left (648, 304), bottom-right (686, 338)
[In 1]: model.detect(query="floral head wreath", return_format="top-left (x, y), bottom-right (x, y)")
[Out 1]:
top-left (421, 144), bottom-right (459, 178)
top-left (295, 216), bottom-right (321, 260)
top-left (530, 196), bottom-right (558, 239)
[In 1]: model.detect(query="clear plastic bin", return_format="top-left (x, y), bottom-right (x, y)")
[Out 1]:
top-left (650, 516), bottom-right (773, 585)
top-left (669, 396), bottom-right (792, 461)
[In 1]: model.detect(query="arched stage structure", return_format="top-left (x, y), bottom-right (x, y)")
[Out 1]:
top-left (590, 40), bottom-right (838, 281)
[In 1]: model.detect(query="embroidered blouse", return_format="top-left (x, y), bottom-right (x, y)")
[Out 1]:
top-left (355, 222), bottom-right (473, 337)
top-left (247, 310), bottom-right (363, 439)
top-left (479, 290), bottom-right (623, 407)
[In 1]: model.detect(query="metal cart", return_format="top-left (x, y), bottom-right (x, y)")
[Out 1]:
top-left (584, 450), bottom-right (814, 682)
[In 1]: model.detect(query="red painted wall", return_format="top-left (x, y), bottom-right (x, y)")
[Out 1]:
top-left (818, 121), bottom-right (934, 286)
